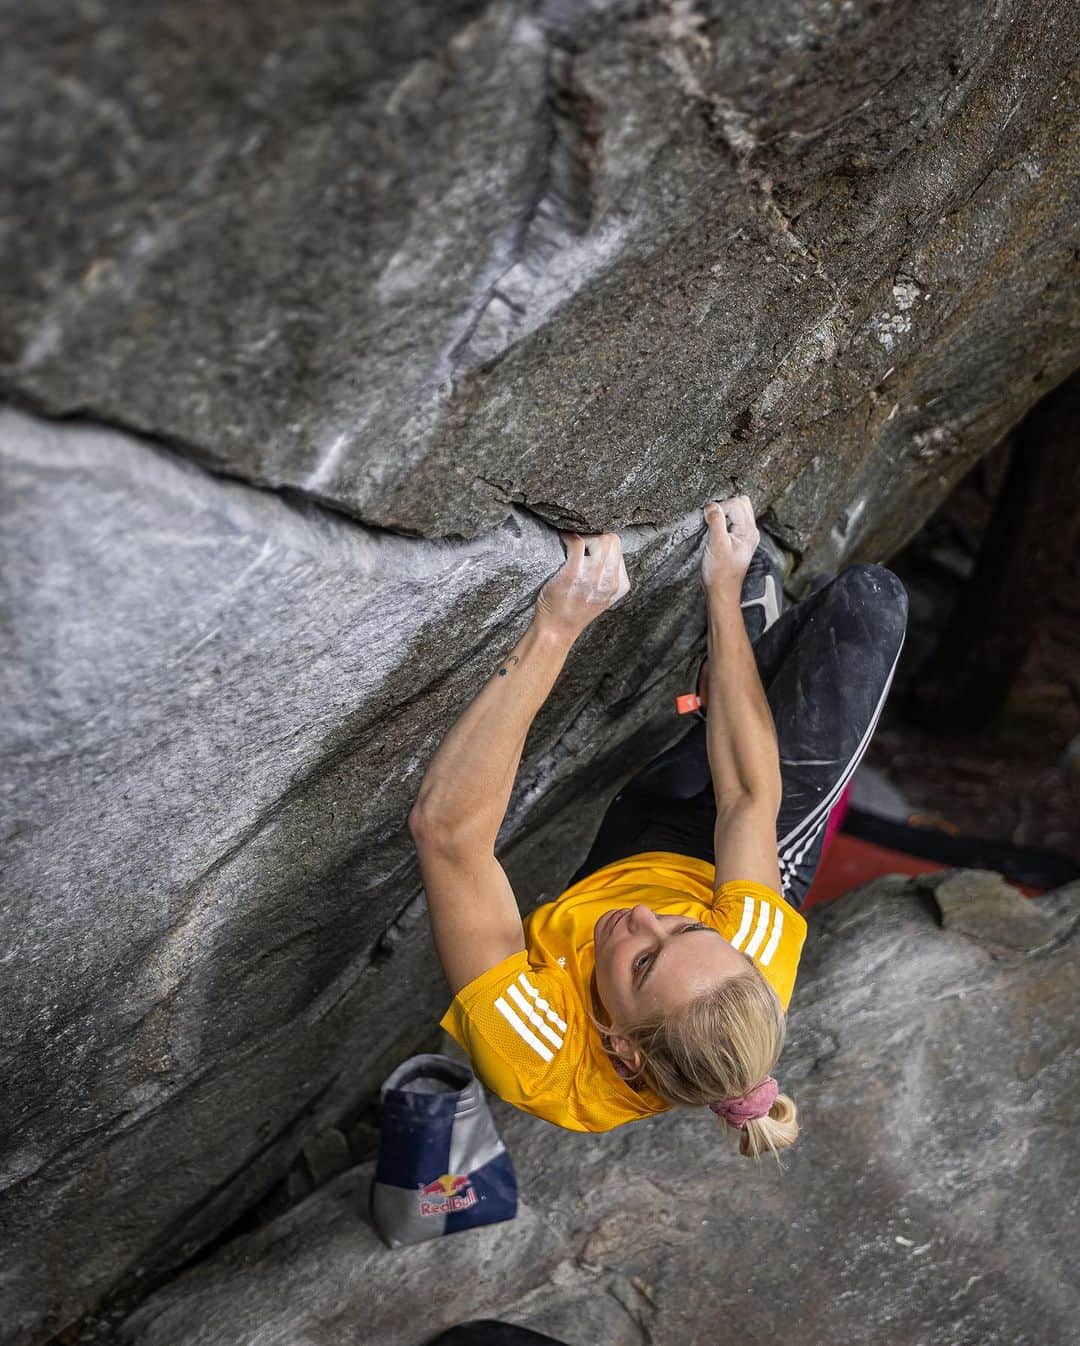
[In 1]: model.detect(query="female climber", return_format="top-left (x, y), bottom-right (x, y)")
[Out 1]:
top-left (408, 496), bottom-right (908, 1157)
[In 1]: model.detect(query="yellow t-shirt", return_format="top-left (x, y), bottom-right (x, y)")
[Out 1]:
top-left (441, 851), bottom-right (807, 1133)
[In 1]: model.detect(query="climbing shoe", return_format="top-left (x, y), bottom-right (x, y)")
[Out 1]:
top-left (739, 532), bottom-right (788, 643)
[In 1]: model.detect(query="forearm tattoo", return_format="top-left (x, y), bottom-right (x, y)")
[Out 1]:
top-left (497, 656), bottom-right (520, 678)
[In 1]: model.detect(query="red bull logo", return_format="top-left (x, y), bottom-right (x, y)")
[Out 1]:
top-left (417, 1172), bottom-right (478, 1216)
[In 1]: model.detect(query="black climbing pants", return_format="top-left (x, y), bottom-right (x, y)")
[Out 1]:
top-left (568, 564), bottom-right (909, 909)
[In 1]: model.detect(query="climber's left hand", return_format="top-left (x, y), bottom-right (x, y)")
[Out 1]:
top-left (536, 531), bottom-right (631, 643)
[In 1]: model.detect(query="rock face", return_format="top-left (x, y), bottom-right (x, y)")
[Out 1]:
top-left (0, 409), bottom-right (710, 1344)
top-left (2, 1), bottom-right (1079, 1341)
top-left (116, 874), bottom-right (1080, 1346)
top-left (4, 0), bottom-right (1079, 555)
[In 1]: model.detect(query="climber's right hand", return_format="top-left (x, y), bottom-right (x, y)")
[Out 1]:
top-left (536, 530), bottom-right (631, 644)
top-left (700, 496), bottom-right (759, 599)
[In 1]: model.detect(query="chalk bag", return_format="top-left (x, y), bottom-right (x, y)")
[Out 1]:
top-left (370, 1053), bottom-right (517, 1249)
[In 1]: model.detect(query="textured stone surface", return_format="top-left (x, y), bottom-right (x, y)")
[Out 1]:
top-left (118, 874), bottom-right (1080, 1346)
top-left (931, 868), bottom-right (1069, 952)
top-left (0, 409), bottom-right (713, 1343)
top-left (301, 1128), bottom-right (353, 1188)
top-left (3, 0), bottom-right (1078, 555)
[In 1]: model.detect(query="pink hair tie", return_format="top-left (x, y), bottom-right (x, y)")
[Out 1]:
top-left (709, 1076), bottom-right (779, 1129)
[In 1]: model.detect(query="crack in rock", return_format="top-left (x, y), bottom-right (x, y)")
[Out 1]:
top-left (475, 472), bottom-right (594, 530)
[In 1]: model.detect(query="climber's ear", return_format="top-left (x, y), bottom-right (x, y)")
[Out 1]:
top-left (606, 1031), bottom-right (642, 1074)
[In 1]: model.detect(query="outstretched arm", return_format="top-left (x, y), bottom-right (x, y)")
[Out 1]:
top-left (700, 498), bottom-right (783, 895)
top-left (410, 617), bottom-right (577, 848)
top-left (410, 532), bottom-right (630, 992)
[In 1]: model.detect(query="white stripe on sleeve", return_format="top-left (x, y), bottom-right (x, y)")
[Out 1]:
top-left (759, 904), bottom-right (783, 966)
top-left (518, 973), bottom-right (568, 1032)
top-left (507, 984), bottom-right (564, 1051)
top-left (731, 896), bottom-right (756, 950)
top-left (494, 997), bottom-right (553, 1063)
top-left (744, 901), bottom-right (772, 958)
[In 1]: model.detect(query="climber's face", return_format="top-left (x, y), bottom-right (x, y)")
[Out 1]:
top-left (592, 904), bottom-right (749, 1033)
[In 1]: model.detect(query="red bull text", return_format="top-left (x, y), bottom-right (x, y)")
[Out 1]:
top-left (417, 1172), bottom-right (478, 1216)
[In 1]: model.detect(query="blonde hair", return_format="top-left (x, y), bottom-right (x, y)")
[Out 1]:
top-left (616, 959), bottom-right (799, 1162)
